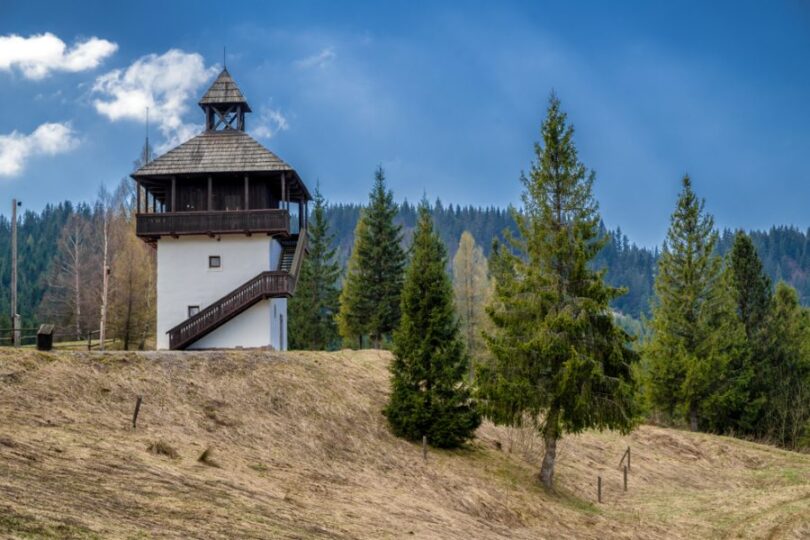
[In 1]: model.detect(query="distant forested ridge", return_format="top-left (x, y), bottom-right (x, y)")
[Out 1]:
top-left (325, 201), bottom-right (810, 319)
top-left (0, 200), bottom-right (809, 328)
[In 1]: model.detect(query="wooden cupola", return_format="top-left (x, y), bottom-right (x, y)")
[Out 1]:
top-left (199, 68), bottom-right (252, 131)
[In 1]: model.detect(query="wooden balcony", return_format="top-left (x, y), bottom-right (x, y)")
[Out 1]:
top-left (136, 209), bottom-right (290, 238)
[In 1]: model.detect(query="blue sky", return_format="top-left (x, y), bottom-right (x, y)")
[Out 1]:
top-left (1, 1), bottom-right (809, 246)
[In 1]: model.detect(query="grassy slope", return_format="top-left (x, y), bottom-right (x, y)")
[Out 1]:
top-left (0, 349), bottom-right (808, 540)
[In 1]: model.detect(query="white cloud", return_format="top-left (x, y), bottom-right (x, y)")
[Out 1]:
top-left (252, 106), bottom-right (289, 140)
top-left (295, 47), bottom-right (336, 69)
top-left (0, 122), bottom-right (79, 176)
top-left (0, 33), bottom-right (117, 80)
top-left (92, 49), bottom-right (217, 152)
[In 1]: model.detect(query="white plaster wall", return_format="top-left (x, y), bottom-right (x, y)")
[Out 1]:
top-left (189, 300), bottom-right (272, 349)
top-left (156, 235), bottom-right (283, 349)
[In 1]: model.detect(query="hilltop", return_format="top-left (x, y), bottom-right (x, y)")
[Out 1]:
top-left (1, 349), bottom-right (809, 539)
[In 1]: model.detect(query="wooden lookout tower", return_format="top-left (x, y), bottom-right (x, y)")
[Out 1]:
top-left (132, 68), bottom-right (310, 350)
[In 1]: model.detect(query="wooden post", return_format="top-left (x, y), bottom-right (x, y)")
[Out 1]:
top-left (87, 331), bottom-right (92, 351)
top-left (422, 435), bottom-right (427, 462)
top-left (597, 476), bottom-right (602, 503)
top-left (132, 395), bottom-right (142, 429)
top-left (171, 177), bottom-right (176, 212)
top-left (623, 465), bottom-right (628, 491)
top-left (298, 199), bottom-right (303, 230)
top-left (280, 173), bottom-right (286, 210)
top-left (627, 447), bottom-right (631, 471)
top-left (244, 175), bottom-right (249, 210)
top-left (136, 181), bottom-right (141, 213)
top-left (10, 199), bottom-right (19, 347)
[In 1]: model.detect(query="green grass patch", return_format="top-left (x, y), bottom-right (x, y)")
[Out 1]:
top-left (0, 509), bottom-right (100, 539)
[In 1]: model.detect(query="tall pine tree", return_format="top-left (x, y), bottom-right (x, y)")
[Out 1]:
top-left (289, 185), bottom-right (341, 350)
top-left (480, 94), bottom-right (637, 489)
top-left (337, 167), bottom-right (405, 348)
top-left (646, 176), bottom-right (745, 431)
top-left (385, 202), bottom-right (480, 448)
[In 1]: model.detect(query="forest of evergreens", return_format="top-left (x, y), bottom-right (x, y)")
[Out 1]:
top-left (2, 198), bottom-right (810, 332)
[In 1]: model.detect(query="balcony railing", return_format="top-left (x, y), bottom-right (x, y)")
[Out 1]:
top-left (136, 209), bottom-right (290, 238)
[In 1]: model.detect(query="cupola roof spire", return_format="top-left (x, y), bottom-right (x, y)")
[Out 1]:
top-left (199, 68), bottom-right (251, 131)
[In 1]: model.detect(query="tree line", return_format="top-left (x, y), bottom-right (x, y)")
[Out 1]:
top-left (4, 188), bottom-right (810, 334)
top-left (0, 149), bottom-right (156, 348)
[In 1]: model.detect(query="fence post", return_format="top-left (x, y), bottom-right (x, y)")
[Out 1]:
top-left (422, 435), bottom-right (427, 462)
top-left (623, 465), bottom-right (628, 491)
top-left (597, 476), bottom-right (602, 503)
top-left (12, 315), bottom-right (20, 348)
top-left (132, 396), bottom-right (142, 429)
top-left (87, 331), bottom-right (92, 351)
top-left (628, 446), bottom-right (631, 471)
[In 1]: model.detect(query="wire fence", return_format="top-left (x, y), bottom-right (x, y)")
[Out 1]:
top-left (0, 327), bottom-right (109, 350)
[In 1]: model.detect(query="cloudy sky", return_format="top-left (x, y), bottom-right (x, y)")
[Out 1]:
top-left (1, 1), bottom-right (809, 246)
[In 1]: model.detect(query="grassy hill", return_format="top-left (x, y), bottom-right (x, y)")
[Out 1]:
top-left (1, 349), bottom-right (809, 539)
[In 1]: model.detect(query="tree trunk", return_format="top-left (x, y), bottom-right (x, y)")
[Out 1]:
top-left (539, 410), bottom-right (559, 489)
top-left (99, 212), bottom-right (109, 351)
top-left (689, 403), bottom-right (699, 432)
top-left (73, 230), bottom-right (82, 342)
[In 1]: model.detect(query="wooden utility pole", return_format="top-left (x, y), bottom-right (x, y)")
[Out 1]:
top-left (99, 198), bottom-right (110, 351)
top-left (11, 199), bottom-right (20, 347)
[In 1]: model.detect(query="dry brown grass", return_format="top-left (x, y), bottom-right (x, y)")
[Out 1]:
top-left (0, 348), bottom-right (808, 539)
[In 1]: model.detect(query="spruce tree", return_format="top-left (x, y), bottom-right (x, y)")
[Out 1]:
top-left (646, 176), bottom-right (745, 431)
top-left (337, 167), bottom-right (405, 348)
top-left (385, 202), bottom-right (480, 448)
top-left (729, 231), bottom-right (772, 341)
top-left (763, 282), bottom-right (810, 448)
top-left (480, 94), bottom-right (637, 489)
top-left (289, 186), bottom-right (341, 350)
top-left (337, 217), bottom-right (370, 347)
top-left (724, 231), bottom-right (772, 432)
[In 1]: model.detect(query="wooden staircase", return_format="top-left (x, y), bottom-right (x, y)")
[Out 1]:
top-left (167, 231), bottom-right (307, 350)
top-left (279, 240), bottom-right (296, 272)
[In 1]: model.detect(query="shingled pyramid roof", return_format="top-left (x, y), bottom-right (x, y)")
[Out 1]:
top-left (198, 68), bottom-right (251, 112)
top-left (132, 130), bottom-right (294, 177)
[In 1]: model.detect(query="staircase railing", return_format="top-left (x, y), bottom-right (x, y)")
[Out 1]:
top-left (167, 271), bottom-right (294, 350)
top-left (289, 228), bottom-right (307, 291)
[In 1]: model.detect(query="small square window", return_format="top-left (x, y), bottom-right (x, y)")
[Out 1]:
top-left (208, 256), bottom-right (221, 268)
top-left (188, 305), bottom-right (200, 317)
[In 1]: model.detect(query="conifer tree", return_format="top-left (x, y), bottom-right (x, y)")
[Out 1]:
top-left (290, 186), bottom-right (341, 350)
top-left (763, 282), bottom-right (810, 448)
top-left (337, 217), bottom-right (369, 347)
top-left (452, 231), bottom-right (491, 379)
top-left (480, 94), bottom-right (637, 489)
top-left (337, 167), bottom-right (405, 348)
top-left (729, 231), bottom-right (772, 341)
top-left (724, 231), bottom-right (772, 432)
top-left (385, 202), bottom-right (480, 448)
top-left (646, 176), bottom-right (745, 431)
